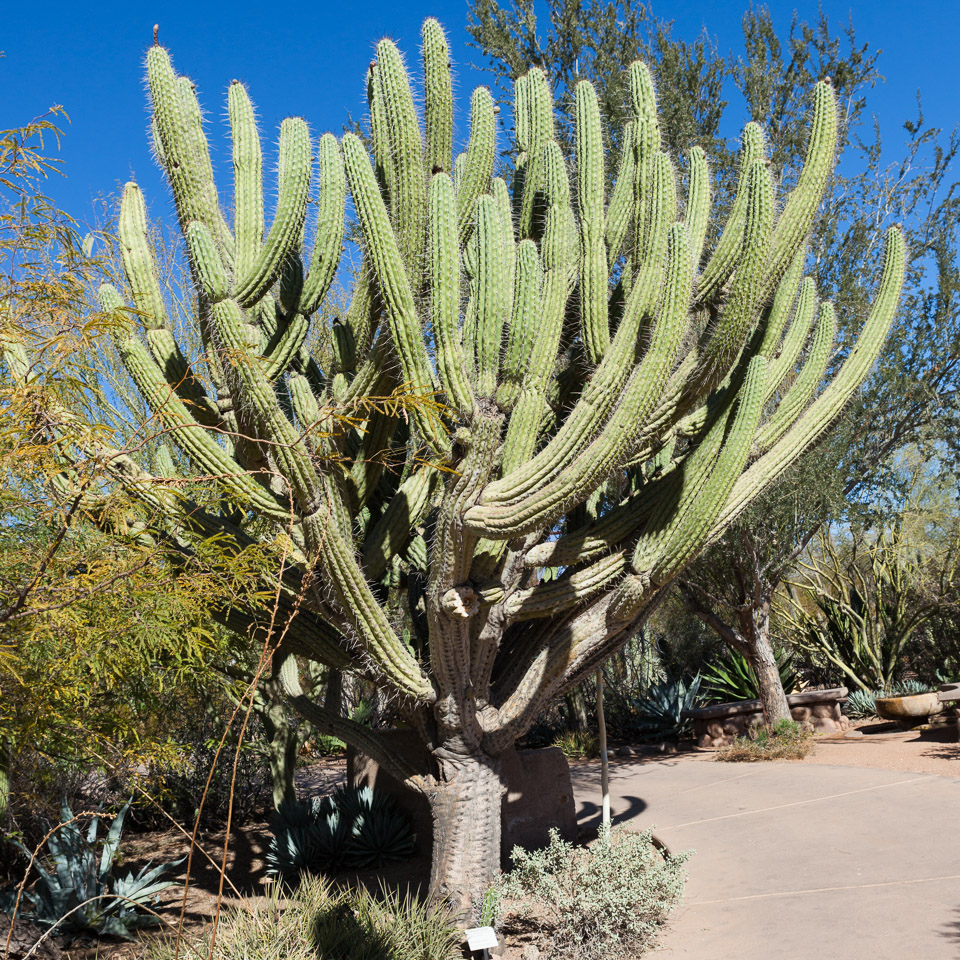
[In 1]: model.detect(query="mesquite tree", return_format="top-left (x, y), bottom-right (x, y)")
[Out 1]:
top-left (3, 21), bottom-right (904, 910)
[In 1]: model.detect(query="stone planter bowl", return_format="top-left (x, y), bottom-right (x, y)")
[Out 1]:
top-left (874, 691), bottom-right (944, 729)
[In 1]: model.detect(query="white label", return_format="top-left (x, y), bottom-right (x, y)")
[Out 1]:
top-left (464, 926), bottom-right (499, 951)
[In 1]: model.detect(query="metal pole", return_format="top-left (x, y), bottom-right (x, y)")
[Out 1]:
top-left (596, 668), bottom-right (610, 829)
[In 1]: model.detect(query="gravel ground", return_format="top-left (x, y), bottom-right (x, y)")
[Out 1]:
top-left (802, 717), bottom-right (959, 777)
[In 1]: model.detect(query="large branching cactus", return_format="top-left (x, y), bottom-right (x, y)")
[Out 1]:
top-left (3, 20), bottom-right (903, 910)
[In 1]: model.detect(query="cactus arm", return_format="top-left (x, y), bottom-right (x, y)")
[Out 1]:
top-left (146, 48), bottom-right (233, 260)
top-left (184, 221), bottom-right (230, 304)
top-left (696, 123), bottom-right (766, 305)
top-left (499, 141), bottom-right (575, 476)
top-left (605, 120), bottom-right (636, 269)
top-left (518, 69), bottom-right (556, 237)
top-left (761, 79), bottom-right (838, 301)
top-left (684, 146), bottom-right (711, 271)
top-left (576, 81), bottom-right (609, 366)
top-left (686, 157), bottom-right (774, 398)
top-left (429, 173), bottom-right (474, 418)
top-left (754, 301), bottom-right (835, 454)
top-left (117, 183), bottom-right (220, 425)
top-left (375, 40), bottom-right (427, 273)
top-left (422, 18), bottom-right (454, 175)
top-left (631, 356), bottom-right (767, 590)
top-left (299, 134), bottom-right (346, 316)
top-left (362, 467), bottom-right (438, 580)
top-left (229, 80), bottom-right (263, 280)
top-left (496, 239), bottom-right (544, 414)
top-left (505, 551), bottom-right (627, 621)
top-left (466, 223), bottom-right (691, 537)
top-left (707, 226), bottom-right (905, 545)
top-left (233, 118), bottom-right (312, 308)
top-left (764, 275), bottom-right (817, 399)
top-left (475, 195), bottom-right (508, 397)
top-left (523, 484), bottom-right (661, 569)
top-left (493, 177), bottom-right (516, 320)
top-left (456, 87), bottom-right (497, 245)
top-left (345, 382), bottom-right (401, 511)
top-left (628, 62), bottom-right (664, 276)
top-left (342, 133), bottom-right (446, 456)
top-left (494, 150), bottom-right (672, 502)
top-left (108, 318), bottom-right (290, 521)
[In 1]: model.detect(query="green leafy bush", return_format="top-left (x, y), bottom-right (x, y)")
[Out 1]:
top-left (500, 826), bottom-right (688, 960)
top-left (266, 787), bottom-right (416, 878)
top-left (3, 800), bottom-right (182, 941)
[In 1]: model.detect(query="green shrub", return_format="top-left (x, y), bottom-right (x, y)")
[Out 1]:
top-left (551, 730), bottom-right (600, 759)
top-left (500, 826), bottom-right (688, 960)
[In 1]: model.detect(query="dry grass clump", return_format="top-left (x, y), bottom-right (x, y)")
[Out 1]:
top-left (716, 718), bottom-right (813, 762)
top-left (144, 874), bottom-right (461, 960)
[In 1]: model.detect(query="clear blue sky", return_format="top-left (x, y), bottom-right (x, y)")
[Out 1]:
top-left (4, 0), bottom-right (958, 227)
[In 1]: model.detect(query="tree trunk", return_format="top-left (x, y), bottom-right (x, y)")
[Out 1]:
top-left (259, 703), bottom-right (302, 808)
top-left (564, 688), bottom-right (590, 731)
top-left (743, 599), bottom-right (792, 725)
top-left (427, 751), bottom-right (504, 916)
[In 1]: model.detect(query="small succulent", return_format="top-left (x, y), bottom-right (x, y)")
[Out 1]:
top-left (3, 800), bottom-right (182, 941)
top-left (266, 787), bottom-right (415, 879)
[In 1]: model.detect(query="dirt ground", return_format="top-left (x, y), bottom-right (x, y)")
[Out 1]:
top-left (804, 716), bottom-right (960, 776)
top-left (23, 718), bottom-right (957, 959)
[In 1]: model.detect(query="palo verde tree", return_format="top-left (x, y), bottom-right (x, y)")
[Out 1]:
top-left (2, 21), bottom-right (904, 910)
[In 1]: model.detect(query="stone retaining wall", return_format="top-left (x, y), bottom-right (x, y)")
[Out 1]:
top-left (683, 687), bottom-right (850, 749)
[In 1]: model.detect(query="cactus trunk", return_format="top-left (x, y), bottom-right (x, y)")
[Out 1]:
top-left (3, 21), bottom-right (907, 915)
top-left (427, 753), bottom-right (504, 912)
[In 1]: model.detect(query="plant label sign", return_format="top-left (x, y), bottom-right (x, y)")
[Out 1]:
top-left (465, 926), bottom-right (499, 953)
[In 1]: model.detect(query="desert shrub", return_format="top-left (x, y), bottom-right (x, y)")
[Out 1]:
top-left (500, 826), bottom-right (688, 960)
top-left (716, 718), bottom-right (813, 762)
top-left (145, 876), bottom-right (460, 960)
top-left (551, 730), bottom-right (600, 759)
top-left (138, 704), bottom-right (272, 830)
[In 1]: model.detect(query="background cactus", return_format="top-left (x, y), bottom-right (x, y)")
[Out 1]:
top-left (3, 21), bottom-right (904, 911)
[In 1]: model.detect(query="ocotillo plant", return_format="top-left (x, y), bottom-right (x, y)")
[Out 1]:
top-left (3, 20), bottom-right (904, 910)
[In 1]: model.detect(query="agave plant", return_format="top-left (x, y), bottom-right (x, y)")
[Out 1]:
top-left (633, 674), bottom-right (703, 738)
top-left (266, 787), bottom-right (415, 879)
top-left (844, 679), bottom-right (934, 719)
top-left (6, 800), bottom-right (182, 941)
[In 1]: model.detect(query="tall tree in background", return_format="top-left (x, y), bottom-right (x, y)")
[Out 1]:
top-left (469, 1), bottom-right (960, 720)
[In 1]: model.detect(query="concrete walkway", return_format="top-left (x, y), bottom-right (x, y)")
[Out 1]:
top-left (570, 758), bottom-right (960, 959)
